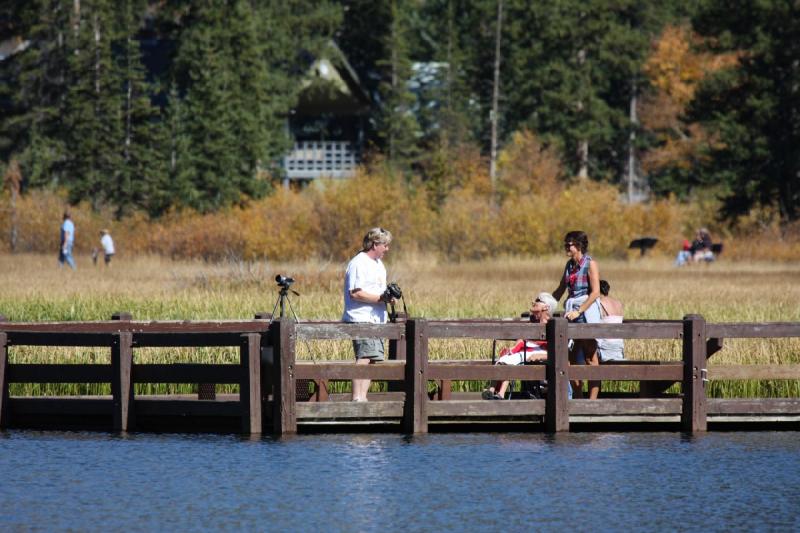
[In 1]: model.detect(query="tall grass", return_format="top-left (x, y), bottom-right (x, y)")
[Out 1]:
top-left (1, 253), bottom-right (799, 397)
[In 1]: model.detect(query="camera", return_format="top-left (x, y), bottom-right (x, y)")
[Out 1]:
top-left (275, 274), bottom-right (294, 288)
top-left (383, 282), bottom-right (402, 301)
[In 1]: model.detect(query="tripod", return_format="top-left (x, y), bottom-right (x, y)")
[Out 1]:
top-left (269, 279), bottom-right (300, 323)
top-left (269, 276), bottom-right (325, 400)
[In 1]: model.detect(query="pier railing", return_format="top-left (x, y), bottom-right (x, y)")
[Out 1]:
top-left (2, 314), bottom-right (799, 435)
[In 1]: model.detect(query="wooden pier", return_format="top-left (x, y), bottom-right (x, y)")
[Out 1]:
top-left (1, 314), bottom-right (799, 434)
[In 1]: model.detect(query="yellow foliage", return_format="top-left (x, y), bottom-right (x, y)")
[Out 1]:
top-left (496, 129), bottom-right (564, 202)
top-left (643, 24), bottom-right (739, 106)
top-left (0, 168), bottom-right (797, 263)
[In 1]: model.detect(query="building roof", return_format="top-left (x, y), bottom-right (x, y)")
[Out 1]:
top-left (294, 41), bottom-right (371, 117)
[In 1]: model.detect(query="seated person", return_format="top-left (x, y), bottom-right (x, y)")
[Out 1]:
top-left (597, 279), bottom-right (624, 362)
top-left (691, 228), bottom-right (714, 262)
top-left (675, 238), bottom-right (692, 266)
top-left (482, 292), bottom-right (559, 400)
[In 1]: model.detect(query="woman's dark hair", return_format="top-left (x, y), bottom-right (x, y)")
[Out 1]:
top-left (564, 230), bottom-right (589, 253)
top-left (599, 279), bottom-right (610, 296)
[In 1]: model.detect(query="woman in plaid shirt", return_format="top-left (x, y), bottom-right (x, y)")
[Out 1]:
top-left (552, 230), bottom-right (602, 399)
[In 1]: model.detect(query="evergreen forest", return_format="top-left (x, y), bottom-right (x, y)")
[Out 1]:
top-left (1, 0), bottom-right (798, 227)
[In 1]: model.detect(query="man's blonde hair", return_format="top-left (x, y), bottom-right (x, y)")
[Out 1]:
top-left (362, 227), bottom-right (392, 251)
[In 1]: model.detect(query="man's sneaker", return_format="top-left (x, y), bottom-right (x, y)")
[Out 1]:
top-left (490, 393), bottom-right (504, 400)
top-left (481, 389), bottom-right (494, 400)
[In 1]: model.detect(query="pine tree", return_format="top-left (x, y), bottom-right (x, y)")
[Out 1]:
top-left (376, 0), bottom-right (422, 170)
top-left (61, 0), bottom-right (124, 209)
top-left (0, 0), bottom-right (72, 188)
top-left (690, 0), bottom-right (800, 222)
top-left (112, 0), bottom-right (168, 218)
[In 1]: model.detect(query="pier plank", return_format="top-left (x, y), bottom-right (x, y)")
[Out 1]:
top-left (133, 364), bottom-right (241, 383)
top-left (7, 364), bottom-right (111, 383)
top-left (296, 322), bottom-right (404, 340)
top-left (708, 365), bottom-right (800, 380)
top-left (295, 361), bottom-right (405, 380)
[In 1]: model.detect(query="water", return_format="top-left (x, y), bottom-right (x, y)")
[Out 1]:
top-left (1, 431), bottom-right (799, 532)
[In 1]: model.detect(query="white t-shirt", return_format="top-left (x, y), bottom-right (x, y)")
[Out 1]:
top-left (100, 234), bottom-right (114, 254)
top-left (342, 251), bottom-right (387, 323)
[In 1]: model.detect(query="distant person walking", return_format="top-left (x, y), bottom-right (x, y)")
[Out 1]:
top-left (100, 229), bottom-right (115, 267)
top-left (59, 212), bottom-right (76, 270)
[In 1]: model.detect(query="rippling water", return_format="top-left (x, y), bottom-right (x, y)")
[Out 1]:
top-left (1, 430), bottom-right (799, 531)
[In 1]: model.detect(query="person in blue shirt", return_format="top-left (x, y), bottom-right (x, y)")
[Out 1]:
top-left (59, 212), bottom-right (76, 270)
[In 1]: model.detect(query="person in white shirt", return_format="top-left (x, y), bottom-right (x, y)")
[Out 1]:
top-left (99, 229), bottom-right (115, 267)
top-left (343, 227), bottom-right (395, 402)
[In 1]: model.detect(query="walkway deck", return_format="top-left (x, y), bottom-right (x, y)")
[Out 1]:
top-left (1, 314), bottom-right (799, 434)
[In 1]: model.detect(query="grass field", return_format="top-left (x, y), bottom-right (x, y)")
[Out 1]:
top-left (2, 252), bottom-right (799, 397)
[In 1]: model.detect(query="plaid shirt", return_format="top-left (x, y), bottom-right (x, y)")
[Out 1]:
top-left (564, 254), bottom-right (592, 298)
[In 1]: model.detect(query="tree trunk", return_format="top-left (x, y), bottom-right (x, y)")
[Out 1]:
top-left (489, 0), bottom-right (503, 198)
top-left (576, 48), bottom-right (588, 179)
top-left (627, 81), bottom-right (638, 203)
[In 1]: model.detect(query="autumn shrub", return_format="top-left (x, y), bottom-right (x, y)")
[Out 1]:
top-left (142, 209), bottom-right (246, 260)
top-left (1, 156), bottom-right (798, 263)
top-left (309, 166), bottom-right (435, 260)
top-left (236, 188), bottom-right (320, 260)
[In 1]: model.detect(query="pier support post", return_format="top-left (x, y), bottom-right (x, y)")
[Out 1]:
top-left (255, 312), bottom-right (273, 413)
top-left (545, 317), bottom-right (570, 432)
top-left (111, 332), bottom-right (134, 431)
top-left (682, 314), bottom-right (708, 433)
top-left (240, 333), bottom-right (262, 434)
top-left (0, 331), bottom-right (7, 429)
top-left (271, 319), bottom-right (297, 435)
top-left (403, 319), bottom-right (428, 434)
top-left (387, 313), bottom-right (407, 394)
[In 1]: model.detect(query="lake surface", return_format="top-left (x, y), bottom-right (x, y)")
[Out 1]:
top-left (1, 430), bottom-right (799, 532)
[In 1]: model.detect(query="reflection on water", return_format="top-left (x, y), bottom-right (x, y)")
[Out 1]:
top-left (1, 430), bottom-right (799, 531)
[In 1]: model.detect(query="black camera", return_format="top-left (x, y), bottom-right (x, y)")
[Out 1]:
top-left (275, 274), bottom-right (294, 288)
top-left (383, 282), bottom-right (402, 301)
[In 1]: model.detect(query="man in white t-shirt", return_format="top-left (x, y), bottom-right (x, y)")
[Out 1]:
top-left (343, 227), bottom-right (394, 402)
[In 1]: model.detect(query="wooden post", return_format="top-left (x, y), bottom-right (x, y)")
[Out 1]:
top-left (0, 331), bottom-right (8, 429)
top-left (387, 313), bottom-right (407, 393)
top-left (682, 314), bottom-right (708, 432)
top-left (111, 332), bottom-right (134, 431)
top-left (270, 318), bottom-right (297, 435)
top-left (545, 317), bottom-right (570, 432)
top-left (255, 312), bottom-right (273, 410)
top-left (403, 319), bottom-right (428, 434)
top-left (240, 333), bottom-right (262, 434)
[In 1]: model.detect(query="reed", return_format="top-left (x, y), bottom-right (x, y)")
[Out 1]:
top-left (2, 253), bottom-right (798, 397)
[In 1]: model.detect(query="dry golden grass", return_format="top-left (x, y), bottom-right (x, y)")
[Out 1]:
top-left (2, 252), bottom-right (799, 397)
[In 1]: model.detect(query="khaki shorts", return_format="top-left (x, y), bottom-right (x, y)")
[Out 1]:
top-left (352, 338), bottom-right (385, 361)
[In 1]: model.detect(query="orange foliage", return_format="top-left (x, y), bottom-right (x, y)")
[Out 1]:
top-left (640, 24), bottom-right (739, 174)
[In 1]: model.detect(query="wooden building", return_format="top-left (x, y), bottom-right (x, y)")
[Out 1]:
top-left (281, 42), bottom-right (371, 187)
